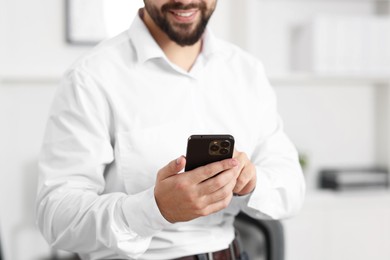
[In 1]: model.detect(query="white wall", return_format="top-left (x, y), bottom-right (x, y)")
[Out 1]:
top-left (0, 0), bottom-right (88, 78)
top-left (0, 0), bottom-right (380, 259)
top-left (0, 83), bottom-right (58, 260)
top-left (243, 0), bottom-right (375, 76)
top-left (275, 84), bottom-right (377, 188)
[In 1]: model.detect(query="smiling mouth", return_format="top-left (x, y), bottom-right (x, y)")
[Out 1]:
top-left (169, 9), bottom-right (198, 22)
top-left (172, 10), bottom-right (196, 17)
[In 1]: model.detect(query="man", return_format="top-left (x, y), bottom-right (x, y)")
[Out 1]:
top-left (36, 0), bottom-right (305, 259)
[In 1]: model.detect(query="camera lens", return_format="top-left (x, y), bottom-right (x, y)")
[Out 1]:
top-left (220, 141), bottom-right (230, 148)
top-left (220, 148), bottom-right (229, 155)
top-left (210, 144), bottom-right (220, 152)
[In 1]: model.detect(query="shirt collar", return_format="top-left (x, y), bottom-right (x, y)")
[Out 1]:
top-left (128, 8), bottom-right (223, 66)
top-left (128, 9), bottom-right (166, 64)
top-left (201, 28), bottom-right (222, 60)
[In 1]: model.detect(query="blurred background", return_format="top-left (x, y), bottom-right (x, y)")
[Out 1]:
top-left (1, 0), bottom-right (390, 259)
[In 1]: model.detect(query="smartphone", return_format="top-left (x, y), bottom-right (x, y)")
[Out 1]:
top-left (185, 135), bottom-right (235, 172)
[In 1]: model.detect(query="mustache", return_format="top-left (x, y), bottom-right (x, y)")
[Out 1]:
top-left (161, 2), bottom-right (206, 12)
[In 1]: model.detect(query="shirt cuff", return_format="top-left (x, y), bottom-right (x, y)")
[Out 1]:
top-left (121, 186), bottom-right (172, 237)
top-left (246, 166), bottom-right (284, 219)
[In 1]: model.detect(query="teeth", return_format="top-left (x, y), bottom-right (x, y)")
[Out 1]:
top-left (174, 12), bottom-right (194, 17)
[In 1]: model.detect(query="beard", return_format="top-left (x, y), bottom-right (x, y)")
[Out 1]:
top-left (144, 1), bottom-right (216, 46)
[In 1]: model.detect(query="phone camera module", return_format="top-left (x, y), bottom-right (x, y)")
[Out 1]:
top-left (219, 148), bottom-right (229, 155)
top-left (220, 141), bottom-right (230, 148)
top-left (209, 140), bottom-right (231, 156)
top-left (210, 144), bottom-right (220, 152)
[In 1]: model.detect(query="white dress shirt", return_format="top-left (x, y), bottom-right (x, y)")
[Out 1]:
top-left (36, 11), bottom-right (305, 260)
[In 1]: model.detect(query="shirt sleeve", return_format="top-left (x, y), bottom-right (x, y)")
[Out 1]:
top-left (240, 64), bottom-right (306, 220)
top-left (35, 68), bottom-right (171, 259)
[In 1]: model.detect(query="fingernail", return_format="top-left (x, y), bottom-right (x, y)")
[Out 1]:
top-left (231, 159), bottom-right (239, 167)
top-left (176, 156), bottom-right (183, 165)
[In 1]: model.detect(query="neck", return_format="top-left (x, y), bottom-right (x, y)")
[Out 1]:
top-left (142, 9), bottom-right (202, 72)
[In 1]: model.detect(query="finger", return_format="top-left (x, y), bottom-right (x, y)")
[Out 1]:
top-left (233, 150), bottom-right (246, 175)
top-left (190, 177), bottom-right (236, 218)
top-left (233, 163), bottom-right (250, 192)
top-left (200, 190), bottom-right (234, 216)
top-left (199, 167), bottom-right (238, 195)
top-left (233, 148), bottom-right (239, 157)
top-left (157, 156), bottom-right (186, 181)
top-left (237, 178), bottom-right (257, 195)
top-left (234, 164), bottom-right (257, 194)
top-left (205, 176), bottom-right (237, 203)
top-left (188, 158), bottom-right (239, 184)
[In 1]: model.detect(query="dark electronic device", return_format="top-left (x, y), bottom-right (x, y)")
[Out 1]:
top-left (319, 168), bottom-right (389, 191)
top-left (185, 135), bottom-right (235, 172)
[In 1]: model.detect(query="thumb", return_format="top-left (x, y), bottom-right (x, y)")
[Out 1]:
top-left (157, 156), bottom-right (186, 181)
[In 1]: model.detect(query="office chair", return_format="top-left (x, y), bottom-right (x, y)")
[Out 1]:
top-left (234, 212), bottom-right (284, 260)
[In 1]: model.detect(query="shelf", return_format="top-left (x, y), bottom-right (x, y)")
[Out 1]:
top-left (0, 76), bottom-right (61, 86)
top-left (269, 73), bottom-right (390, 86)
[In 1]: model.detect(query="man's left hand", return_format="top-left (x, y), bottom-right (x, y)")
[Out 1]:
top-left (233, 150), bottom-right (257, 196)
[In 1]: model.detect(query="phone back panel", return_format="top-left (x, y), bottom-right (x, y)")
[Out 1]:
top-left (185, 135), bottom-right (235, 172)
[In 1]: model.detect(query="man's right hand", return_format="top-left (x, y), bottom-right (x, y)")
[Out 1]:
top-left (154, 156), bottom-right (240, 223)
